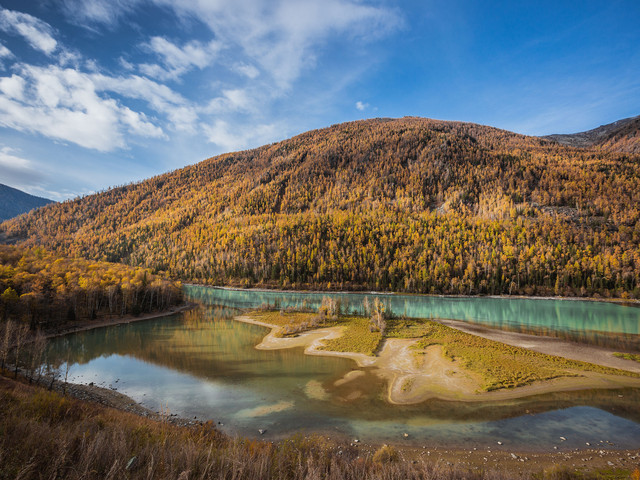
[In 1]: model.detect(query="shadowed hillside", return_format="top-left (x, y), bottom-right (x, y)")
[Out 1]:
top-left (543, 115), bottom-right (640, 154)
top-left (1, 117), bottom-right (639, 297)
top-left (0, 184), bottom-right (53, 222)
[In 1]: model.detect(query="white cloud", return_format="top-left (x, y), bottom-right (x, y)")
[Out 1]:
top-left (205, 89), bottom-right (254, 114)
top-left (0, 146), bottom-right (46, 186)
top-left (90, 73), bottom-right (198, 132)
top-left (0, 66), bottom-right (166, 152)
top-left (355, 101), bottom-right (368, 111)
top-left (140, 36), bottom-right (221, 80)
top-left (0, 8), bottom-right (57, 55)
top-left (234, 63), bottom-right (260, 79)
top-left (154, 0), bottom-right (401, 88)
top-left (0, 74), bottom-right (25, 100)
top-left (59, 0), bottom-right (400, 89)
top-left (204, 119), bottom-right (279, 152)
top-left (0, 42), bottom-right (12, 58)
top-left (60, 0), bottom-right (144, 27)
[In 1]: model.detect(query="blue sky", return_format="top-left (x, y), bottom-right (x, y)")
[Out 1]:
top-left (0, 0), bottom-right (638, 201)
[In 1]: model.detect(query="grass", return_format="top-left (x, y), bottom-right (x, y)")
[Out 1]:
top-left (388, 318), bottom-right (640, 392)
top-left (249, 311), bottom-right (382, 355)
top-left (316, 316), bottom-right (382, 356)
top-left (0, 372), bottom-right (556, 480)
top-left (248, 312), bottom-right (640, 392)
top-left (613, 352), bottom-right (640, 363)
top-left (249, 310), bottom-right (323, 328)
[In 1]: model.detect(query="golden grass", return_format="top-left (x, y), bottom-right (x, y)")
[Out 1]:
top-left (0, 374), bottom-right (540, 480)
top-left (388, 319), bottom-right (640, 391)
top-left (249, 311), bottom-right (382, 355)
top-left (613, 352), bottom-right (640, 363)
top-left (316, 316), bottom-right (382, 356)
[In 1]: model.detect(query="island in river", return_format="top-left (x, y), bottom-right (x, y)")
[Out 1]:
top-left (237, 309), bottom-right (640, 405)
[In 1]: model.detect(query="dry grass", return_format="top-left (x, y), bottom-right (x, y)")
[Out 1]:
top-left (316, 316), bottom-right (382, 356)
top-left (388, 319), bottom-right (640, 391)
top-left (613, 352), bottom-right (640, 363)
top-left (0, 373), bottom-right (547, 480)
top-left (1, 372), bottom-right (632, 479)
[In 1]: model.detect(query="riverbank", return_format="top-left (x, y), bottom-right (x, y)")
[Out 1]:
top-left (44, 302), bottom-right (197, 339)
top-left (1, 373), bottom-right (638, 479)
top-left (235, 314), bottom-right (640, 404)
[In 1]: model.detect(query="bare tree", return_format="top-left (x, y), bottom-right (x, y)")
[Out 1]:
top-left (0, 320), bottom-right (14, 372)
top-left (25, 331), bottom-right (47, 384)
top-left (12, 322), bottom-right (30, 379)
top-left (370, 298), bottom-right (386, 335)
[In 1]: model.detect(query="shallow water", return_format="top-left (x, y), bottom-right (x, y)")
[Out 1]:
top-left (46, 292), bottom-right (640, 450)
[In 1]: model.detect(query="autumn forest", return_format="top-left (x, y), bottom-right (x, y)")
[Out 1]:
top-left (2, 117), bottom-right (639, 299)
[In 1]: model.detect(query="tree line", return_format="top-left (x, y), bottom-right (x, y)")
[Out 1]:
top-left (0, 245), bottom-right (183, 331)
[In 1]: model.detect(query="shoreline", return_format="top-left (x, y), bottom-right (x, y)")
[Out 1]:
top-left (1, 376), bottom-right (639, 476)
top-left (185, 283), bottom-right (640, 306)
top-left (235, 314), bottom-right (640, 405)
top-left (44, 302), bottom-right (197, 339)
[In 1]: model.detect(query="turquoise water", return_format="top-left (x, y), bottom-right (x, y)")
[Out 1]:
top-left (185, 285), bottom-right (640, 337)
top-left (45, 287), bottom-right (640, 450)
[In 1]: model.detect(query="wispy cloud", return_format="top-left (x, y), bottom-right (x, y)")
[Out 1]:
top-left (156, 0), bottom-right (402, 89)
top-left (60, 0), bottom-right (144, 28)
top-left (0, 8), bottom-right (57, 55)
top-left (355, 101), bottom-right (368, 111)
top-left (59, 0), bottom-right (401, 89)
top-left (139, 36), bottom-right (222, 81)
top-left (0, 42), bottom-right (12, 59)
top-left (0, 146), bottom-right (46, 187)
top-left (203, 119), bottom-right (279, 152)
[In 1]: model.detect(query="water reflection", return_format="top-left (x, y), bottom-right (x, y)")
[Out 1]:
top-left (185, 286), bottom-right (640, 348)
top-left (46, 305), bottom-right (640, 449)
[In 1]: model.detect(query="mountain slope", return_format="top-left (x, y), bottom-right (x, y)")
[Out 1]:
top-left (1, 117), bottom-right (639, 298)
top-left (542, 115), bottom-right (640, 154)
top-left (0, 183), bottom-right (53, 222)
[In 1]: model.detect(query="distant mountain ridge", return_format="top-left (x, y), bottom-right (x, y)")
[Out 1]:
top-left (0, 183), bottom-right (53, 222)
top-left (542, 115), bottom-right (640, 154)
top-left (2, 116), bottom-right (639, 298)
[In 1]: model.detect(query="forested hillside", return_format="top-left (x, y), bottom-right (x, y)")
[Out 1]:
top-left (1, 117), bottom-right (639, 298)
top-left (0, 245), bottom-right (182, 330)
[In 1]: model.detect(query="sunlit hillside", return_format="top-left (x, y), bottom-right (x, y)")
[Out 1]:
top-left (2, 117), bottom-right (639, 297)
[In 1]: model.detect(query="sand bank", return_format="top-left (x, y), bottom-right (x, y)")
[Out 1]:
top-left (235, 314), bottom-right (640, 404)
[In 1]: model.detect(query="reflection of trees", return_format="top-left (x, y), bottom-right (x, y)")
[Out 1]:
top-left (185, 286), bottom-right (640, 347)
top-left (46, 308), bottom-right (349, 385)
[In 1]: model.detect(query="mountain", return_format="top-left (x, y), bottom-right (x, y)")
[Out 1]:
top-left (1, 117), bottom-right (639, 298)
top-left (0, 183), bottom-right (53, 222)
top-left (542, 115), bottom-right (640, 154)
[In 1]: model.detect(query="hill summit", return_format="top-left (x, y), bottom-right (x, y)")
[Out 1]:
top-left (2, 117), bottom-right (639, 298)
top-left (543, 115), bottom-right (640, 154)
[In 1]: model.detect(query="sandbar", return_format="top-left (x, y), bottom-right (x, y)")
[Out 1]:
top-left (234, 315), bottom-right (640, 404)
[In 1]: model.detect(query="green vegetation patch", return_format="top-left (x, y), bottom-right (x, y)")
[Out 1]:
top-left (317, 316), bottom-right (382, 356)
top-left (248, 310), bottom-right (338, 337)
top-left (389, 318), bottom-right (640, 392)
top-left (613, 352), bottom-right (640, 363)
